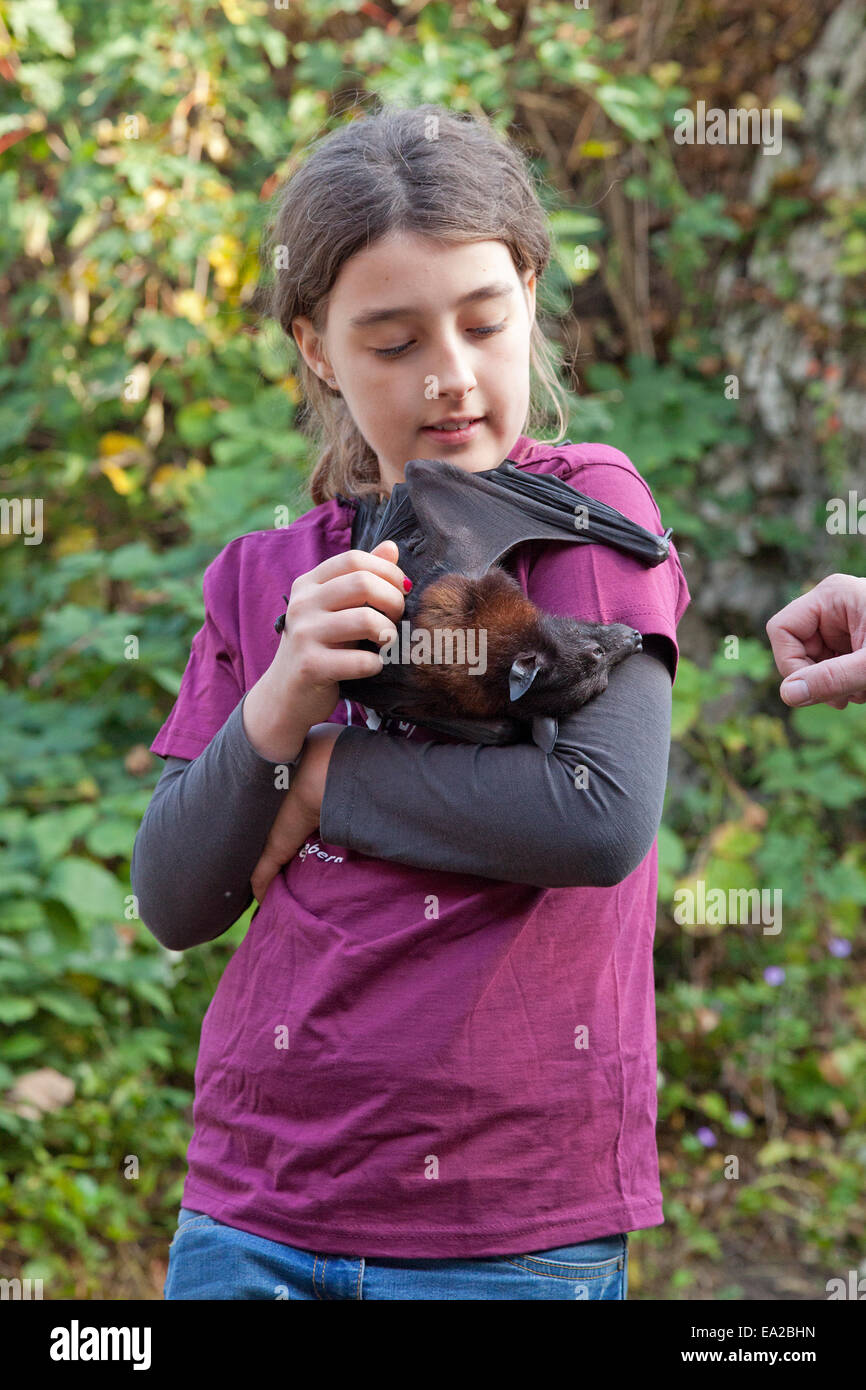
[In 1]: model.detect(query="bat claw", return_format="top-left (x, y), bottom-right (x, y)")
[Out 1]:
top-left (531, 715), bottom-right (559, 754)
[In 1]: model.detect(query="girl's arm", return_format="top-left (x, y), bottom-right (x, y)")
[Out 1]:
top-left (131, 638), bottom-right (672, 951)
top-left (130, 695), bottom-right (305, 951)
top-left (319, 638), bottom-right (672, 885)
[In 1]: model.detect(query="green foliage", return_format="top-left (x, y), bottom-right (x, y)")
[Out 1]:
top-left (1, 0), bottom-right (863, 1299)
top-left (580, 354), bottom-right (749, 502)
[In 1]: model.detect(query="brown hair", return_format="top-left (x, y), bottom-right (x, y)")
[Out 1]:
top-left (257, 101), bottom-right (569, 507)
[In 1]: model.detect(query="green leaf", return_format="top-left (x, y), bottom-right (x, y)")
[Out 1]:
top-left (84, 820), bottom-right (140, 859)
top-left (130, 980), bottom-right (174, 1017)
top-left (0, 1033), bottom-right (43, 1060)
top-left (417, 2), bottom-right (453, 41)
top-left (0, 394), bottom-right (40, 450)
top-left (26, 807), bottom-right (98, 867)
top-left (7, 0), bottom-right (75, 57)
top-left (260, 26), bottom-right (288, 67)
top-left (596, 85), bottom-right (662, 140)
top-left (45, 858), bottom-right (125, 924)
top-left (34, 990), bottom-right (101, 1025)
top-left (176, 401), bottom-right (219, 448)
top-left (756, 1139), bottom-right (794, 1166)
top-left (0, 997), bottom-right (38, 1024)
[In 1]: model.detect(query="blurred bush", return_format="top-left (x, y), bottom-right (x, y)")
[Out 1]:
top-left (1, 0), bottom-right (863, 1298)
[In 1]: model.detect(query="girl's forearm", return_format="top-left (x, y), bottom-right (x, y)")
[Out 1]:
top-left (131, 695), bottom-right (301, 950)
top-left (241, 659), bottom-right (314, 763)
top-left (319, 646), bottom-right (673, 888)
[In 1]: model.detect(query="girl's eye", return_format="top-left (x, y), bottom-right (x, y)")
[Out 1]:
top-left (374, 323), bottom-right (506, 359)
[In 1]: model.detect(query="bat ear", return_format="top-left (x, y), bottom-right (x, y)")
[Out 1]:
top-left (509, 653), bottom-right (543, 702)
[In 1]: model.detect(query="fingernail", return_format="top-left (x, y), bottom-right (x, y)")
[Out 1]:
top-left (378, 629), bottom-right (393, 644)
top-left (781, 678), bottom-right (809, 704)
top-left (403, 577), bottom-right (413, 591)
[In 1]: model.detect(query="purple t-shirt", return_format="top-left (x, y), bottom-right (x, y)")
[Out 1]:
top-left (150, 436), bottom-right (691, 1257)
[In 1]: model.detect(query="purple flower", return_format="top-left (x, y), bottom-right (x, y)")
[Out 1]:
top-left (696, 1127), bottom-right (716, 1147)
top-left (828, 938), bottom-right (852, 958)
top-left (764, 966), bottom-right (785, 986)
top-left (730, 1111), bottom-right (748, 1128)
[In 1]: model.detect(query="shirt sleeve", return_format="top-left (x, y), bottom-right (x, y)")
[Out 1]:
top-left (132, 695), bottom-right (305, 951)
top-left (524, 446), bottom-right (691, 683)
top-left (149, 538), bottom-right (246, 760)
top-left (320, 643), bottom-right (672, 886)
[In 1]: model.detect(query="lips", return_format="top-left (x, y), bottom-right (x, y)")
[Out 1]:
top-left (421, 416), bottom-right (486, 441)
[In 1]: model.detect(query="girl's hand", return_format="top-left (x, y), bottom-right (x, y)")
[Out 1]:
top-left (250, 723), bottom-right (345, 903)
top-left (279, 538), bottom-right (408, 727)
top-left (241, 538), bottom-right (408, 764)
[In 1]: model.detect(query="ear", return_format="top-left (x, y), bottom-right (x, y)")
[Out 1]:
top-left (509, 653), bottom-right (542, 702)
top-left (291, 314), bottom-right (332, 384)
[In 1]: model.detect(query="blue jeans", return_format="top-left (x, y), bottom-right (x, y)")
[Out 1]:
top-left (164, 1207), bottom-right (629, 1300)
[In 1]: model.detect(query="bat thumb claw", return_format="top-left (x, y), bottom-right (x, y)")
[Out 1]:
top-left (531, 715), bottom-right (559, 754)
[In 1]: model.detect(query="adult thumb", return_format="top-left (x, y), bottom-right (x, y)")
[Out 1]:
top-left (780, 650), bottom-right (866, 705)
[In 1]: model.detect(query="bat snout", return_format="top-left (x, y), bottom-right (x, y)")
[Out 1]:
top-left (601, 624), bottom-right (643, 665)
top-left (571, 621), bottom-right (642, 666)
top-left (509, 619), bottom-right (645, 718)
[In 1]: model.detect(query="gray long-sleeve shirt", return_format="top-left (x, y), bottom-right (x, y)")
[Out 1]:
top-left (130, 635), bottom-right (673, 952)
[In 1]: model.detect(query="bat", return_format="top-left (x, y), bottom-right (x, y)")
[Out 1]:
top-left (274, 455), bottom-right (674, 746)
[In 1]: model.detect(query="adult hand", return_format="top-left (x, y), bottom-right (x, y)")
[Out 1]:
top-left (251, 723), bottom-right (346, 903)
top-left (766, 573), bottom-right (866, 709)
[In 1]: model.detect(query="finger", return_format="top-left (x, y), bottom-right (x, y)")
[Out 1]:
top-left (766, 620), bottom-right (818, 677)
top-left (251, 855), bottom-right (279, 902)
top-left (766, 576), bottom-right (866, 677)
top-left (779, 649), bottom-right (866, 706)
top-left (311, 545), bottom-right (408, 596)
top-left (297, 604), bottom-right (401, 648)
top-left (252, 871), bottom-right (275, 903)
top-left (372, 540), bottom-right (399, 561)
top-left (291, 639), bottom-right (388, 684)
top-left (317, 568), bottom-right (408, 625)
top-left (765, 588), bottom-right (844, 677)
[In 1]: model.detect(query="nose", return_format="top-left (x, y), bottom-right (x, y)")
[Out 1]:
top-left (430, 333), bottom-right (478, 398)
top-left (609, 624), bottom-right (643, 651)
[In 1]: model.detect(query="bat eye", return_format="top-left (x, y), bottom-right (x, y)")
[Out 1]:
top-left (589, 645), bottom-right (604, 661)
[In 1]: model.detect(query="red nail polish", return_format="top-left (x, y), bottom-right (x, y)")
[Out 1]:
top-left (403, 577), bottom-right (413, 591)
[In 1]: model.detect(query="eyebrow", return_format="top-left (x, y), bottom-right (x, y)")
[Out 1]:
top-left (348, 280), bottom-right (515, 330)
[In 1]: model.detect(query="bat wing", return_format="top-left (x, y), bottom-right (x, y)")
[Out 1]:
top-left (396, 456), bottom-right (673, 580)
top-left (349, 483), bottom-right (420, 557)
top-left (345, 455), bottom-right (672, 582)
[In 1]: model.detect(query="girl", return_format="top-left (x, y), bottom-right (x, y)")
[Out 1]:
top-left (132, 103), bottom-right (690, 1301)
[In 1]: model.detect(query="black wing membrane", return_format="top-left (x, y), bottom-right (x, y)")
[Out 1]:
top-left (351, 480), bottom-right (419, 556)
top-left (363, 456), bottom-right (672, 580)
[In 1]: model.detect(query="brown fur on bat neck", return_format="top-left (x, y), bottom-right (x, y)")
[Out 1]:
top-left (373, 566), bottom-right (643, 722)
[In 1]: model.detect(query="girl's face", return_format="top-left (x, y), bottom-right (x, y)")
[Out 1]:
top-left (292, 231), bottom-right (537, 495)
